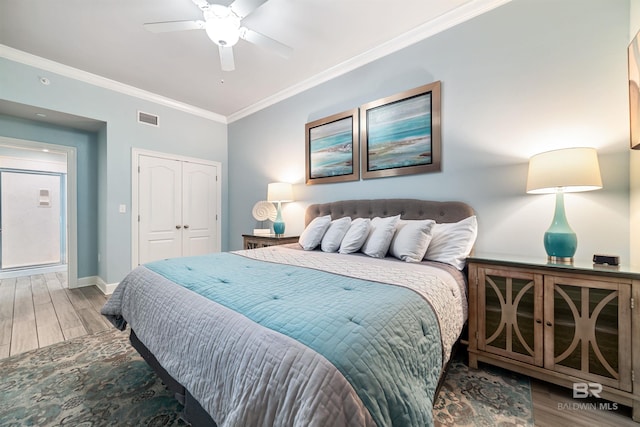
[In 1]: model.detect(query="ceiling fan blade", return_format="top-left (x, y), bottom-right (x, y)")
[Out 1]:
top-left (143, 20), bottom-right (204, 33)
top-left (190, 0), bottom-right (213, 11)
top-left (219, 45), bottom-right (235, 71)
top-left (229, 0), bottom-right (267, 19)
top-left (240, 28), bottom-right (292, 59)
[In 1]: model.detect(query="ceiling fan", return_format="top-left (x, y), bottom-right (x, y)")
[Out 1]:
top-left (144, 0), bottom-right (292, 71)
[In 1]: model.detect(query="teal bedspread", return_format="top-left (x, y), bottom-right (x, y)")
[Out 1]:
top-left (145, 252), bottom-right (443, 426)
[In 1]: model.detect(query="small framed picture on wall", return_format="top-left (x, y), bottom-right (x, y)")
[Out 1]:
top-left (629, 30), bottom-right (640, 149)
top-left (305, 108), bottom-right (360, 185)
top-left (360, 81), bottom-right (441, 179)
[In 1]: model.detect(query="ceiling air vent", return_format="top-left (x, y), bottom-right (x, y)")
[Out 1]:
top-left (137, 111), bottom-right (159, 127)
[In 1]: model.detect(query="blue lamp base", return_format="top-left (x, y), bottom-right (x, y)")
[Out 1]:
top-left (273, 222), bottom-right (285, 235)
top-left (544, 231), bottom-right (577, 263)
top-left (544, 192), bottom-right (577, 264)
top-left (273, 201), bottom-right (285, 235)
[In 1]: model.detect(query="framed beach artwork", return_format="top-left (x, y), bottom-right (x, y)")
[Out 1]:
top-left (360, 81), bottom-right (441, 179)
top-left (629, 29), bottom-right (640, 149)
top-left (305, 108), bottom-right (359, 184)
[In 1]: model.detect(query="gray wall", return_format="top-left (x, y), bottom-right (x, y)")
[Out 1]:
top-left (229, 0), bottom-right (631, 263)
top-left (0, 0), bottom-right (632, 278)
top-left (0, 59), bottom-right (228, 284)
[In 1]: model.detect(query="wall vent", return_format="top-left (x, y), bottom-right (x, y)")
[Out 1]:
top-left (137, 111), bottom-right (159, 127)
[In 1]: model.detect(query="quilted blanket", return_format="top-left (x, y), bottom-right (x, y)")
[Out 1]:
top-left (102, 246), bottom-right (466, 427)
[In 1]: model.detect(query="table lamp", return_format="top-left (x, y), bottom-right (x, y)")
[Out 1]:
top-left (526, 147), bottom-right (602, 263)
top-left (267, 182), bottom-right (293, 235)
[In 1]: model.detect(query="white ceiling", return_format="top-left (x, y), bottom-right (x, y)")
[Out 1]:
top-left (0, 0), bottom-right (508, 122)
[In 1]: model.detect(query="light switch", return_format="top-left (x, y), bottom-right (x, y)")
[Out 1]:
top-left (119, 204), bottom-right (127, 213)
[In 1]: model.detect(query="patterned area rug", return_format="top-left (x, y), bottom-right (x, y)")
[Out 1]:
top-left (0, 328), bottom-right (184, 427)
top-left (433, 353), bottom-right (534, 426)
top-left (0, 329), bottom-right (533, 426)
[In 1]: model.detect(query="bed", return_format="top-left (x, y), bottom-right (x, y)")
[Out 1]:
top-left (102, 198), bottom-right (476, 427)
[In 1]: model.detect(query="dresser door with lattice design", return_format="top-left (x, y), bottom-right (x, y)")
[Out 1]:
top-left (477, 267), bottom-right (544, 366)
top-left (543, 276), bottom-right (632, 392)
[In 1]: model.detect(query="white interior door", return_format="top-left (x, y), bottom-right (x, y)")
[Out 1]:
top-left (134, 150), bottom-right (221, 266)
top-left (138, 155), bottom-right (182, 264)
top-left (1, 171), bottom-right (61, 268)
top-left (182, 162), bottom-right (218, 257)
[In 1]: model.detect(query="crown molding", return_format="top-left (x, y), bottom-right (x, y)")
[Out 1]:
top-left (0, 44), bottom-right (227, 124)
top-left (227, 0), bottom-right (511, 123)
top-left (1, 0), bottom-right (509, 125)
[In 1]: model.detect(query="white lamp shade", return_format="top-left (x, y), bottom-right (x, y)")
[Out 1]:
top-left (526, 147), bottom-right (603, 194)
top-left (267, 182), bottom-right (293, 202)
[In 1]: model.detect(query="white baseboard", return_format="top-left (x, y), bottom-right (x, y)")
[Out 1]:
top-left (0, 264), bottom-right (67, 279)
top-left (76, 276), bottom-right (97, 287)
top-left (77, 275), bottom-right (118, 295)
top-left (96, 277), bottom-right (119, 295)
top-left (0, 269), bottom-right (118, 294)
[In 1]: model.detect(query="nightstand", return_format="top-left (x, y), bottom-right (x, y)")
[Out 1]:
top-left (467, 254), bottom-right (640, 421)
top-left (242, 234), bottom-right (300, 250)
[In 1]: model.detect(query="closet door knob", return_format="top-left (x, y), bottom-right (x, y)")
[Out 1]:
top-left (184, 225), bottom-right (190, 229)
top-left (176, 225), bottom-right (182, 229)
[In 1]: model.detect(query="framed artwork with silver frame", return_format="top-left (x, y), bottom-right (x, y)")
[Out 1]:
top-left (360, 81), bottom-right (441, 179)
top-left (305, 108), bottom-right (359, 185)
top-left (629, 29), bottom-right (640, 149)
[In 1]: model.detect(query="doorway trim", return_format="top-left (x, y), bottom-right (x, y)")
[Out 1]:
top-left (0, 136), bottom-right (78, 287)
top-left (131, 148), bottom-right (222, 269)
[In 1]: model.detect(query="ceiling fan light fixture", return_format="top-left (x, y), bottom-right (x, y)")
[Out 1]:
top-left (144, 0), bottom-right (292, 72)
top-left (204, 6), bottom-right (241, 47)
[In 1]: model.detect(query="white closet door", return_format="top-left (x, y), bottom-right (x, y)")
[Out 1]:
top-left (182, 162), bottom-right (218, 257)
top-left (138, 155), bottom-right (182, 264)
top-left (1, 172), bottom-right (61, 268)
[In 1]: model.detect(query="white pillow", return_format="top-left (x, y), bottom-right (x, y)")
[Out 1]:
top-left (298, 215), bottom-right (332, 250)
top-left (361, 215), bottom-right (401, 258)
top-left (389, 219), bottom-right (436, 262)
top-left (424, 215), bottom-right (478, 270)
top-left (321, 217), bottom-right (352, 252)
top-left (338, 218), bottom-right (371, 254)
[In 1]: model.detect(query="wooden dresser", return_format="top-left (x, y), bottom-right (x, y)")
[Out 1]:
top-left (467, 254), bottom-right (640, 421)
top-left (242, 234), bottom-right (300, 250)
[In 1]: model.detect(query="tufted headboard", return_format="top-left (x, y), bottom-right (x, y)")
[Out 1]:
top-left (304, 199), bottom-right (474, 226)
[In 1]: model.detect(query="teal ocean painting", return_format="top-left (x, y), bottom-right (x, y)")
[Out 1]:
top-left (309, 116), bottom-right (354, 178)
top-left (366, 93), bottom-right (432, 171)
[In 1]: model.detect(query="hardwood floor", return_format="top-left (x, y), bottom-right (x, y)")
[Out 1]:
top-left (0, 272), bottom-right (109, 359)
top-left (0, 277), bottom-right (637, 426)
top-left (530, 378), bottom-right (638, 426)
